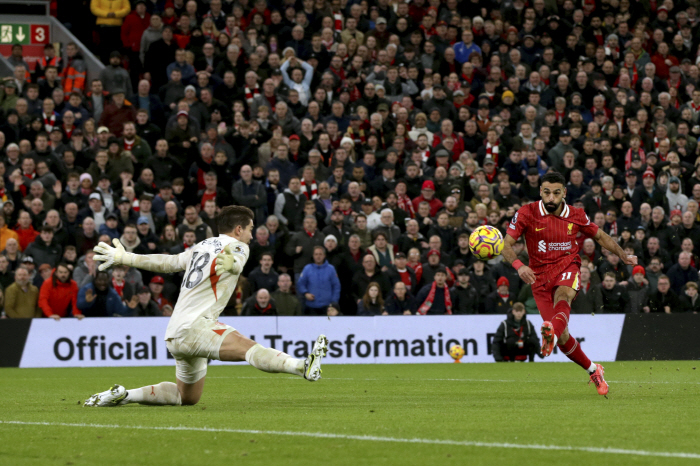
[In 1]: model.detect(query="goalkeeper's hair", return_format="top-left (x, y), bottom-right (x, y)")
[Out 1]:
top-left (218, 205), bottom-right (255, 233)
top-left (541, 171), bottom-right (566, 187)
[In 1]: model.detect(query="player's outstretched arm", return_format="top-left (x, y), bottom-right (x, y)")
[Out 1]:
top-left (593, 229), bottom-right (637, 265)
top-left (502, 234), bottom-right (536, 285)
top-left (93, 239), bottom-right (191, 273)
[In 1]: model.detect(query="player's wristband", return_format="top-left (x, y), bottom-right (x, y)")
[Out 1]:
top-left (512, 260), bottom-right (525, 271)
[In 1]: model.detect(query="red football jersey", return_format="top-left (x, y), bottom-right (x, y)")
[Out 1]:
top-left (507, 200), bottom-right (599, 285)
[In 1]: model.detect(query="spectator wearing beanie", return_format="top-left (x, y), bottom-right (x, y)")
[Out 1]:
top-left (24, 226), bottom-right (62, 268)
top-left (627, 265), bottom-right (650, 313)
top-left (632, 169), bottom-right (669, 213)
top-left (485, 276), bottom-right (516, 315)
top-left (412, 180), bottom-right (443, 217)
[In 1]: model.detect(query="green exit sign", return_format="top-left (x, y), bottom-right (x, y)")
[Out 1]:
top-left (0, 24), bottom-right (30, 45)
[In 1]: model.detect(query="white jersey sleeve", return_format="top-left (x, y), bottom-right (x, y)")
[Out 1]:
top-left (165, 235), bottom-right (249, 339)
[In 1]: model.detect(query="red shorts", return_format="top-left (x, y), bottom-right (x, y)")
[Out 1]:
top-left (531, 262), bottom-right (581, 322)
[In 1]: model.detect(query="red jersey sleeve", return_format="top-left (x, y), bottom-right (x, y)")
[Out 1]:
top-left (574, 207), bottom-right (599, 238)
top-left (506, 206), bottom-right (528, 241)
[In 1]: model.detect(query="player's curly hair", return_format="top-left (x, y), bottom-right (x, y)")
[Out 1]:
top-left (541, 171), bottom-right (566, 186)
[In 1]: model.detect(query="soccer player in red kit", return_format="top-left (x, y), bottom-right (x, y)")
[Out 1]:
top-left (501, 172), bottom-right (637, 396)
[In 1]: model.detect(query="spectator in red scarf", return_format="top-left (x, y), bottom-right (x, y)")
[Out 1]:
top-left (492, 303), bottom-right (541, 362)
top-left (242, 288), bottom-right (278, 315)
top-left (415, 266), bottom-right (453, 315)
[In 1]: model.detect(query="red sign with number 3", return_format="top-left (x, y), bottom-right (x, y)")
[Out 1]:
top-left (30, 25), bottom-right (48, 44)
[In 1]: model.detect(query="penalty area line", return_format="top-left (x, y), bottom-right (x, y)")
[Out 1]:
top-left (1, 420), bottom-right (699, 460)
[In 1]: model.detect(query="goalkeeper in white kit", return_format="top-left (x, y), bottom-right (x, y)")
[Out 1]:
top-left (84, 206), bottom-right (328, 407)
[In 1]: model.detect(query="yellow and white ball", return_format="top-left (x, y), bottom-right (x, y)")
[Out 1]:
top-left (449, 344), bottom-right (465, 360)
top-left (469, 225), bottom-right (504, 260)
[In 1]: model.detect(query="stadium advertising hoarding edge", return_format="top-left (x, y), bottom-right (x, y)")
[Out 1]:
top-left (18, 315), bottom-right (625, 368)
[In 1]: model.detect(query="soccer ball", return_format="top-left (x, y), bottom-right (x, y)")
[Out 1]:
top-left (469, 225), bottom-right (504, 260)
top-left (449, 344), bottom-right (465, 361)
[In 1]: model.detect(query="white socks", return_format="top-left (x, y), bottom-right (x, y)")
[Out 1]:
top-left (126, 382), bottom-right (182, 406)
top-left (587, 363), bottom-right (598, 374)
top-left (121, 347), bottom-right (304, 406)
top-left (245, 344), bottom-right (304, 376)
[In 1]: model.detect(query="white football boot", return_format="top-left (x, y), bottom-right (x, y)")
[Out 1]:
top-left (303, 334), bottom-right (328, 381)
top-left (84, 384), bottom-right (128, 407)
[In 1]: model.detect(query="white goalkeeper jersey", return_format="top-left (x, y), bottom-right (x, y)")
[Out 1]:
top-left (164, 235), bottom-right (249, 339)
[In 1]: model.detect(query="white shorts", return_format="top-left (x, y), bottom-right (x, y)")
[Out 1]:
top-left (165, 316), bottom-right (236, 384)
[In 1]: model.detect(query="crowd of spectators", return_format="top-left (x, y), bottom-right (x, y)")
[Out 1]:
top-left (1, 0), bottom-right (700, 319)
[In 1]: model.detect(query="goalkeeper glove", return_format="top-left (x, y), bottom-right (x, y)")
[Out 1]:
top-left (215, 244), bottom-right (243, 276)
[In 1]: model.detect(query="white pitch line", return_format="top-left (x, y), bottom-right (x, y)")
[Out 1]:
top-left (0, 420), bottom-right (698, 460)
top-left (207, 376), bottom-right (700, 384)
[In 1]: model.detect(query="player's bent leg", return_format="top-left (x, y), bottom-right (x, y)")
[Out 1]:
top-left (218, 330), bottom-right (258, 361)
top-left (107, 358), bottom-right (206, 406)
top-left (124, 381), bottom-right (186, 406)
top-left (219, 331), bottom-right (329, 381)
top-left (551, 286), bottom-right (577, 338)
top-left (219, 330), bottom-right (306, 377)
top-left (559, 327), bottom-right (570, 345)
top-left (553, 323), bottom-right (606, 395)
top-left (84, 381), bottom-right (186, 407)
top-left (177, 377), bottom-right (205, 405)
top-left (531, 283), bottom-right (558, 357)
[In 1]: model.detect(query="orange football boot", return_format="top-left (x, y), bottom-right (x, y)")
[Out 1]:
top-left (589, 363), bottom-right (609, 396)
top-left (540, 321), bottom-right (556, 357)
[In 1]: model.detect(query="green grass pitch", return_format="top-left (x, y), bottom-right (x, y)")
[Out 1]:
top-left (1, 362), bottom-right (699, 466)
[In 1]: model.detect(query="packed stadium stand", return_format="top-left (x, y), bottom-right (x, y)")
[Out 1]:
top-left (0, 0), bottom-right (699, 319)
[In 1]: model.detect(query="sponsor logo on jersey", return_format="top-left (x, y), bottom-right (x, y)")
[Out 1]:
top-left (538, 240), bottom-right (572, 252)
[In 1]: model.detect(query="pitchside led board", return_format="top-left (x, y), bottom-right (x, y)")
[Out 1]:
top-left (19, 315), bottom-right (625, 368)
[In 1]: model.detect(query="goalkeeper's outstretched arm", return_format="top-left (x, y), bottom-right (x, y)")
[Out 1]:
top-left (94, 239), bottom-right (192, 273)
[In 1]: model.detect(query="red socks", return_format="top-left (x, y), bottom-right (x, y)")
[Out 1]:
top-left (551, 300), bottom-right (592, 370)
top-left (551, 301), bottom-right (571, 338)
top-left (557, 334), bottom-right (592, 370)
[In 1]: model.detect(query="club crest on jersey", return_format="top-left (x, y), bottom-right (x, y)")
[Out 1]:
top-left (567, 223), bottom-right (573, 235)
